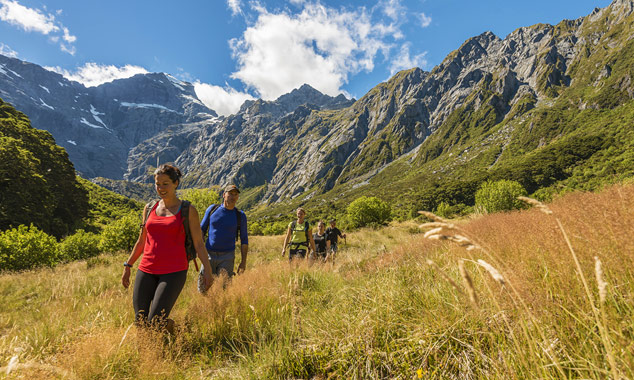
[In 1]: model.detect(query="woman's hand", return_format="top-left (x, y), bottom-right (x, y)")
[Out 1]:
top-left (122, 267), bottom-right (131, 288)
top-left (203, 269), bottom-right (212, 291)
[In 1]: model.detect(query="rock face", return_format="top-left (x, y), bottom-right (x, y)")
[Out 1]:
top-left (1, 0), bottom-right (632, 202)
top-left (0, 59), bottom-right (217, 179)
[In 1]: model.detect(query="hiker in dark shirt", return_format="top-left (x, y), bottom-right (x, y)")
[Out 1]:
top-left (312, 220), bottom-right (331, 262)
top-left (326, 219), bottom-right (346, 257)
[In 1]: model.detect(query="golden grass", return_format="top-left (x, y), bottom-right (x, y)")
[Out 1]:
top-left (1, 183), bottom-right (634, 379)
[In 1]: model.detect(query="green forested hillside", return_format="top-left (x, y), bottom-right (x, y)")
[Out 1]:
top-left (0, 98), bottom-right (88, 238)
top-left (78, 177), bottom-right (143, 232)
top-left (0, 98), bottom-right (143, 238)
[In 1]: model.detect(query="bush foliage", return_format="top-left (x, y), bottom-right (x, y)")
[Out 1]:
top-left (178, 187), bottom-right (221, 217)
top-left (475, 179), bottom-right (527, 213)
top-left (99, 212), bottom-right (142, 254)
top-left (0, 224), bottom-right (60, 271)
top-left (346, 196), bottom-right (391, 228)
top-left (59, 229), bottom-right (101, 261)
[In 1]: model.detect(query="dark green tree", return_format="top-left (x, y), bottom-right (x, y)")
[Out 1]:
top-left (0, 98), bottom-right (88, 237)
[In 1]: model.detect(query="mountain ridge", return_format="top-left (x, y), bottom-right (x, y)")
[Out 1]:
top-left (2, 0), bottom-right (634, 214)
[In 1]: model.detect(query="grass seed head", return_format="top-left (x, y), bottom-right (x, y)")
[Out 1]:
top-left (518, 196), bottom-right (553, 215)
top-left (594, 256), bottom-right (607, 305)
top-left (418, 211), bottom-right (450, 223)
top-left (459, 260), bottom-right (478, 307)
top-left (477, 259), bottom-right (505, 285)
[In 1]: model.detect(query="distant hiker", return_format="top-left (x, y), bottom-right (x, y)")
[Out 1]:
top-left (121, 164), bottom-right (213, 332)
top-left (326, 219), bottom-right (346, 257)
top-left (197, 184), bottom-right (248, 292)
top-left (282, 207), bottom-right (316, 261)
top-left (312, 220), bottom-right (331, 262)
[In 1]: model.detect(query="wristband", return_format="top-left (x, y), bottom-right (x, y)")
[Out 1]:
top-left (123, 262), bottom-right (133, 268)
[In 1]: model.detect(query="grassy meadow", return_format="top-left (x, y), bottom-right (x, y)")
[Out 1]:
top-left (1, 184), bottom-right (633, 379)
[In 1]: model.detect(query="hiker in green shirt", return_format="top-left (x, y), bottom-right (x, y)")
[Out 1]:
top-left (281, 207), bottom-right (316, 261)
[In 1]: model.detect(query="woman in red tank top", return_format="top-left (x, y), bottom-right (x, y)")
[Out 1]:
top-left (121, 164), bottom-right (212, 331)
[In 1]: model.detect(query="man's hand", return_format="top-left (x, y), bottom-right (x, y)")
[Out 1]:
top-left (237, 261), bottom-right (246, 274)
top-left (281, 249), bottom-right (286, 257)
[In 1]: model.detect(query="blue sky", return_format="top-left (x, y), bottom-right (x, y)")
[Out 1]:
top-left (0, 0), bottom-right (611, 115)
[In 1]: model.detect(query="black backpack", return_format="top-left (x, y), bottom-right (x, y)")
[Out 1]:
top-left (204, 204), bottom-right (242, 242)
top-left (290, 220), bottom-right (310, 243)
top-left (143, 200), bottom-right (198, 270)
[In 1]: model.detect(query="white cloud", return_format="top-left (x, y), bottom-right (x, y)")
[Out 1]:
top-left (194, 82), bottom-right (254, 116)
top-left (0, 0), bottom-right (76, 55)
top-left (380, 0), bottom-right (405, 22)
top-left (227, 0), bottom-right (242, 16)
top-left (230, 2), bottom-right (394, 100)
top-left (45, 63), bottom-right (149, 87)
top-left (62, 26), bottom-right (76, 43)
top-left (175, 67), bottom-right (194, 82)
top-left (0, 42), bottom-right (18, 57)
top-left (419, 12), bottom-right (432, 28)
top-left (0, 0), bottom-right (58, 33)
top-left (389, 42), bottom-right (427, 74)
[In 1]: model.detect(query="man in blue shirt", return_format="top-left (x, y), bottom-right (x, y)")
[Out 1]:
top-left (197, 184), bottom-right (248, 291)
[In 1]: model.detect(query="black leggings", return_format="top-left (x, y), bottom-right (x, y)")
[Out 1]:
top-left (133, 269), bottom-right (187, 325)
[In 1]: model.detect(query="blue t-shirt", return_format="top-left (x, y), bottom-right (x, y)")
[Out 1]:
top-left (200, 204), bottom-right (248, 254)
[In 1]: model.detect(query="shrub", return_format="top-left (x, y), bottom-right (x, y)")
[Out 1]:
top-left (435, 201), bottom-right (452, 218)
top-left (99, 212), bottom-right (141, 254)
top-left (346, 196), bottom-right (392, 228)
top-left (59, 230), bottom-right (101, 261)
top-left (179, 187), bottom-right (221, 217)
top-left (531, 187), bottom-right (555, 203)
top-left (0, 224), bottom-right (60, 271)
top-left (249, 221), bottom-right (264, 236)
top-left (475, 179), bottom-right (527, 213)
top-left (262, 221), bottom-right (289, 236)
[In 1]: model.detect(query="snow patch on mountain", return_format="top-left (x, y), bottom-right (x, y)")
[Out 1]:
top-left (166, 75), bottom-right (186, 91)
top-left (80, 117), bottom-right (103, 129)
top-left (90, 104), bottom-right (107, 128)
top-left (39, 98), bottom-right (54, 110)
top-left (120, 102), bottom-right (180, 114)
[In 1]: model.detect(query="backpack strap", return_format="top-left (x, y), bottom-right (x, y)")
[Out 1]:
top-left (181, 200), bottom-right (191, 228)
top-left (209, 204), bottom-right (221, 215)
top-left (141, 199), bottom-right (159, 228)
top-left (235, 207), bottom-right (241, 242)
top-left (180, 200), bottom-right (200, 271)
top-left (304, 221), bottom-right (310, 244)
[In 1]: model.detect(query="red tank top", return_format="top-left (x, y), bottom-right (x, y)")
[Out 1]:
top-left (138, 202), bottom-right (188, 274)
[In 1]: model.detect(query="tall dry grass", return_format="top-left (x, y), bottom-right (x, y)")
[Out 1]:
top-left (1, 184), bottom-right (633, 379)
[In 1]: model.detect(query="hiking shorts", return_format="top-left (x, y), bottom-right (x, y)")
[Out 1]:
top-left (330, 243), bottom-right (338, 253)
top-left (197, 251), bottom-right (235, 292)
top-left (289, 248), bottom-right (307, 261)
top-left (314, 250), bottom-right (328, 260)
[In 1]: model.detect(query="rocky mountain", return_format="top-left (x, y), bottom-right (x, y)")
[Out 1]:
top-left (0, 58), bottom-right (218, 179)
top-left (2, 0), bottom-right (634, 211)
top-left (169, 0), bottom-right (634, 205)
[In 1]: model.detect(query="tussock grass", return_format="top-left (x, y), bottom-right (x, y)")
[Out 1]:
top-left (1, 184), bottom-right (634, 379)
